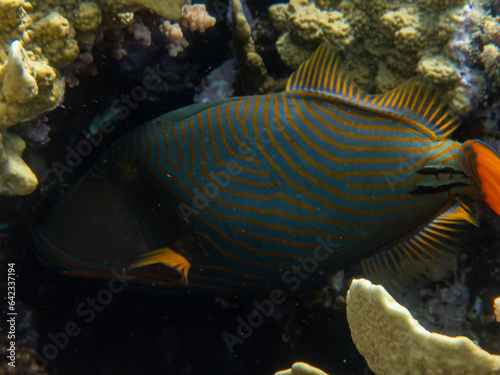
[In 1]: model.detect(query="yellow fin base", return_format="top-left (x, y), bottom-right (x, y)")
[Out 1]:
top-left (130, 247), bottom-right (190, 284)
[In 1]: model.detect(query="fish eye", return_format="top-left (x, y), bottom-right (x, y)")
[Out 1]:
top-left (114, 162), bottom-right (137, 182)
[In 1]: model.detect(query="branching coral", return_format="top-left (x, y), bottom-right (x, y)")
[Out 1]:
top-left (161, 3), bottom-right (216, 57)
top-left (160, 21), bottom-right (189, 57)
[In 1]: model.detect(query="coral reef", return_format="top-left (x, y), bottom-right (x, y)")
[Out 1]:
top-left (0, 0), bottom-right (219, 195)
top-left (268, 0), bottom-right (500, 116)
top-left (232, 0), bottom-right (276, 94)
top-left (346, 279), bottom-right (500, 375)
top-left (0, 38), bottom-right (60, 196)
top-left (0, 40), bottom-right (63, 128)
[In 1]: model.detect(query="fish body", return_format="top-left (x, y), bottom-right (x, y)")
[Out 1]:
top-left (36, 45), bottom-right (500, 293)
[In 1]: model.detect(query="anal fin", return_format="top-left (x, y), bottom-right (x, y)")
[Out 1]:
top-left (361, 200), bottom-right (478, 290)
top-left (130, 247), bottom-right (191, 284)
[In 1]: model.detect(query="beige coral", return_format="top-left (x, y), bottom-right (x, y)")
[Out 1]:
top-left (160, 3), bottom-right (216, 57)
top-left (0, 40), bottom-right (63, 127)
top-left (30, 11), bottom-right (80, 68)
top-left (346, 278), bottom-right (500, 375)
top-left (94, 0), bottom-right (185, 19)
top-left (268, 0), bottom-right (468, 111)
top-left (72, 2), bottom-right (102, 32)
top-left (275, 362), bottom-right (329, 375)
top-left (482, 16), bottom-right (500, 45)
top-left (0, 130), bottom-right (37, 195)
top-left (160, 21), bottom-right (189, 57)
top-left (418, 54), bottom-right (459, 84)
top-left (232, 0), bottom-right (274, 93)
top-left (179, 3), bottom-right (216, 33)
top-left (0, 41), bottom-right (60, 195)
top-left (288, 2), bottom-right (352, 50)
top-left (0, 0), bottom-right (24, 33)
top-left (481, 44), bottom-right (500, 81)
top-left (494, 297), bottom-right (500, 322)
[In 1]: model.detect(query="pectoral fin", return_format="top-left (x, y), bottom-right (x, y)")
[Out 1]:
top-left (130, 247), bottom-right (191, 284)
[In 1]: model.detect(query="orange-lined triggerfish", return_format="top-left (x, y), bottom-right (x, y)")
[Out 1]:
top-left (35, 45), bottom-right (500, 294)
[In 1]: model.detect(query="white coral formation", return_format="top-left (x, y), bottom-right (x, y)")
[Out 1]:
top-left (346, 278), bottom-right (500, 375)
top-left (161, 21), bottom-right (189, 57)
top-left (162, 3), bottom-right (216, 57)
top-left (180, 4), bottom-right (216, 33)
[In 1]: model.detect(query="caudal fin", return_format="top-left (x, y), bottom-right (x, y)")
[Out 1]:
top-left (469, 141), bottom-right (500, 216)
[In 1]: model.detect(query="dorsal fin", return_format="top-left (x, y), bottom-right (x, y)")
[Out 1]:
top-left (153, 100), bottom-right (228, 124)
top-left (286, 44), bottom-right (459, 139)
